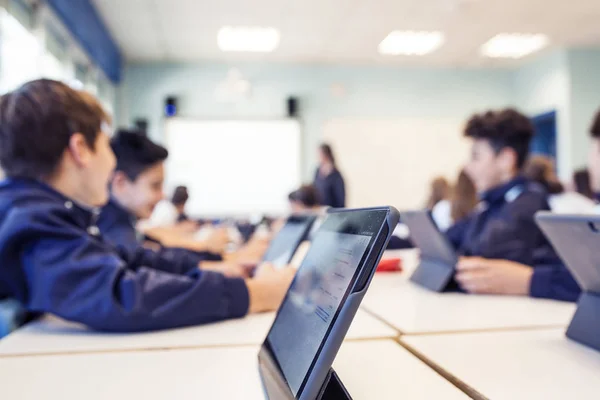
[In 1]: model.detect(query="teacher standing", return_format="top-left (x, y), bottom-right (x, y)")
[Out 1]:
top-left (313, 143), bottom-right (346, 208)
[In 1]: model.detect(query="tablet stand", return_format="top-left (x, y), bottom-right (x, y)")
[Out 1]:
top-left (566, 291), bottom-right (600, 351)
top-left (316, 368), bottom-right (353, 400)
top-left (409, 258), bottom-right (454, 292)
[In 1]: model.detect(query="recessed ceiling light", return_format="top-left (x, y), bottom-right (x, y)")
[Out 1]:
top-left (217, 26), bottom-right (280, 53)
top-left (378, 31), bottom-right (445, 56)
top-left (481, 33), bottom-right (549, 59)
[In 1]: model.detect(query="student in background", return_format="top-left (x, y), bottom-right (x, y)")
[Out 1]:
top-left (449, 170), bottom-right (478, 224)
top-left (149, 185), bottom-right (193, 227)
top-left (523, 155), bottom-right (596, 213)
top-left (288, 184), bottom-right (321, 213)
top-left (314, 143), bottom-right (346, 208)
top-left (427, 177), bottom-right (452, 231)
top-left (573, 169), bottom-right (594, 200)
top-left (0, 79), bottom-right (294, 332)
top-left (587, 109), bottom-right (600, 203)
top-left (449, 108), bottom-right (579, 302)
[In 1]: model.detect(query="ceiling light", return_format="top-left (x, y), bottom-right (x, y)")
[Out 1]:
top-left (481, 33), bottom-right (549, 59)
top-left (378, 31), bottom-right (445, 56)
top-left (217, 26), bottom-right (280, 53)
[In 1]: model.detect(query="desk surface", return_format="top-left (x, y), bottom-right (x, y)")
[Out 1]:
top-left (402, 329), bottom-right (600, 400)
top-left (0, 308), bottom-right (397, 357)
top-left (363, 271), bottom-right (576, 334)
top-left (0, 340), bottom-right (469, 400)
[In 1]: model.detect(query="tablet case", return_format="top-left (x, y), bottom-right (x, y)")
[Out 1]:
top-left (403, 210), bottom-right (457, 292)
top-left (536, 212), bottom-right (600, 351)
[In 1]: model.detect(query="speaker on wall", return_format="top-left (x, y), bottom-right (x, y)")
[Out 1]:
top-left (165, 96), bottom-right (178, 117)
top-left (287, 96), bottom-right (299, 118)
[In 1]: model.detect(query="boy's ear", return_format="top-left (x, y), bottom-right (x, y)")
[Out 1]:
top-left (111, 170), bottom-right (130, 190)
top-left (497, 147), bottom-right (518, 173)
top-left (67, 133), bottom-right (93, 167)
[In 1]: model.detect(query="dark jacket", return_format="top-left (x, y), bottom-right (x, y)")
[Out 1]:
top-left (314, 168), bottom-right (346, 208)
top-left (97, 198), bottom-right (221, 267)
top-left (447, 176), bottom-right (580, 302)
top-left (0, 179), bottom-right (248, 332)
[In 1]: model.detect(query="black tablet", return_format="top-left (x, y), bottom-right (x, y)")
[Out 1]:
top-left (262, 215), bottom-right (317, 268)
top-left (258, 207), bottom-right (399, 400)
top-left (536, 212), bottom-right (600, 351)
top-left (402, 210), bottom-right (457, 291)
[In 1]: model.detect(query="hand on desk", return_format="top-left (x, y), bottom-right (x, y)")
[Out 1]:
top-left (203, 227), bottom-right (230, 254)
top-left (456, 257), bottom-right (533, 296)
top-left (199, 261), bottom-right (252, 278)
top-left (246, 264), bottom-right (295, 314)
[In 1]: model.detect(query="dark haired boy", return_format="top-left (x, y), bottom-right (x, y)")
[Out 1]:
top-left (0, 79), bottom-right (294, 332)
top-left (448, 108), bottom-right (580, 301)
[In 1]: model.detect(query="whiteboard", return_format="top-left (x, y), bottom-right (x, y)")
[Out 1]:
top-left (323, 118), bottom-right (470, 211)
top-left (164, 119), bottom-right (301, 217)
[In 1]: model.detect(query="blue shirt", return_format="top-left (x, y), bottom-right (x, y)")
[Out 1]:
top-left (97, 198), bottom-right (222, 267)
top-left (0, 179), bottom-right (249, 332)
top-left (314, 168), bottom-right (346, 208)
top-left (447, 176), bottom-right (580, 302)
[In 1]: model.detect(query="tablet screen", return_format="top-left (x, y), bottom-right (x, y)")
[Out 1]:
top-left (264, 210), bottom-right (387, 396)
top-left (263, 217), bottom-right (315, 267)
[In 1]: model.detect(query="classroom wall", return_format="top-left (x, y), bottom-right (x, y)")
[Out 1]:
top-left (119, 63), bottom-right (514, 180)
top-left (513, 51), bottom-right (572, 179)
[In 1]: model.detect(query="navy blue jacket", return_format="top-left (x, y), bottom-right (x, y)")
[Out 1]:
top-left (0, 179), bottom-right (249, 332)
top-left (314, 168), bottom-right (346, 208)
top-left (97, 199), bottom-right (221, 267)
top-left (447, 176), bottom-right (581, 302)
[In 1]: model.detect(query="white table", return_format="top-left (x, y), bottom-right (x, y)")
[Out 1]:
top-left (0, 340), bottom-right (470, 400)
top-left (402, 329), bottom-right (600, 400)
top-left (364, 264), bottom-right (576, 335)
top-left (0, 308), bottom-right (397, 357)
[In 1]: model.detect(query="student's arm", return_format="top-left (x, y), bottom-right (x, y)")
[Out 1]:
top-left (530, 263), bottom-right (581, 302)
top-left (445, 216), bottom-right (472, 250)
top-left (331, 174), bottom-right (346, 208)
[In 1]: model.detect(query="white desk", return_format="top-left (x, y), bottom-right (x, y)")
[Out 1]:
top-left (364, 268), bottom-right (576, 334)
top-left (402, 329), bottom-right (600, 400)
top-left (0, 340), bottom-right (469, 400)
top-left (0, 308), bottom-right (397, 357)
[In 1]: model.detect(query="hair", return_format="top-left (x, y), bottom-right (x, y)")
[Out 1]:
top-left (573, 169), bottom-right (594, 199)
top-left (464, 108), bottom-right (535, 169)
top-left (320, 143), bottom-right (336, 166)
top-left (111, 129), bottom-right (169, 181)
top-left (591, 109), bottom-right (600, 138)
top-left (171, 186), bottom-right (189, 206)
top-left (426, 177), bottom-right (451, 209)
top-left (523, 155), bottom-right (564, 195)
top-left (288, 185), bottom-right (320, 208)
top-left (0, 79), bottom-right (109, 179)
top-left (450, 170), bottom-right (478, 222)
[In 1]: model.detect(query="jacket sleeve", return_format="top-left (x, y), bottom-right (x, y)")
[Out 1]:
top-left (445, 215), bottom-right (473, 251)
top-left (23, 217), bottom-right (249, 332)
top-left (530, 262), bottom-right (581, 302)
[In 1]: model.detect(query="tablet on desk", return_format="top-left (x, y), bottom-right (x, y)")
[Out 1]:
top-left (402, 210), bottom-right (457, 292)
top-left (536, 212), bottom-right (600, 351)
top-left (258, 207), bottom-right (399, 400)
top-left (262, 215), bottom-right (317, 268)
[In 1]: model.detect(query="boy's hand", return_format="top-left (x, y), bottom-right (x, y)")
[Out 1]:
top-left (246, 264), bottom-right (295, 313)
top-left (199, 261), bottom-right (250, 278)
top-left (455, 257), bottom-right (533, 296)
top-left (203, 227), bottom-right (230, 254)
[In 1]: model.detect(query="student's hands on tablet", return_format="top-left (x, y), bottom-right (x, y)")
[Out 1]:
top-left (245, 263), bottom-right (295, 313)
top-left (456, 257), bottom-right (534, 296)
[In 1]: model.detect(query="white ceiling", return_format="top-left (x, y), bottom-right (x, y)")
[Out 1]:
top-left (92, 0), bottom-right (600, 67)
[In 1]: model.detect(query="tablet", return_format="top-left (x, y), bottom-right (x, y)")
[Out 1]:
top-left (402, 210), bottom-right (457, 291)
top-left (258, 207), bottom-right (399, 400)
top-left (262, 215), bottom-right (317, 268)
top-left (535, 212), bottom-right (600, 294)
top-left (536, 212), bottom-right (600, 351)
